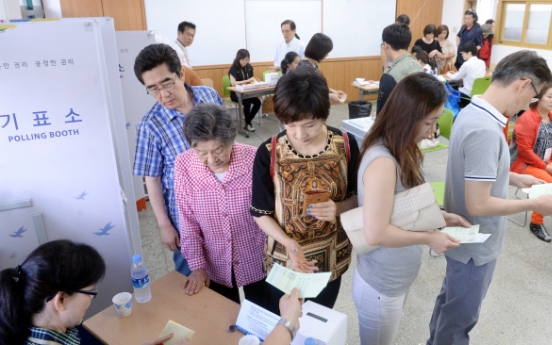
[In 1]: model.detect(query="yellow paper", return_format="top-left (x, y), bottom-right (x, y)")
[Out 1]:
top-left (159, 320), bottom-right (194, 345)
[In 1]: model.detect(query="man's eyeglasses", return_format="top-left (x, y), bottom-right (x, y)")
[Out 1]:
top-left (146, 78), bottom-right (177, 96)
top-left (521, 78), bottom-right (540, 102)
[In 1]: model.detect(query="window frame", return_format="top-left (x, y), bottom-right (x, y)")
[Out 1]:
top-left (497, 0), bottom-right (552, 49)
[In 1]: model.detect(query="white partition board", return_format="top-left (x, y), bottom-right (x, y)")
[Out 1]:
top-left (244, 0), bottom-right (321, 63)
top-left (144, 0), bottom-right (246, 66)
top-left (0, 20), bottom-right (132, 316)
top-left (323, 0), bottom-right (395, 58)
top-left (116, 30), bottom-right (158, 207)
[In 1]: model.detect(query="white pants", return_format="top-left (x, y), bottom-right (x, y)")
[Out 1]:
top-left (352, 268), bottom-right (409, 345)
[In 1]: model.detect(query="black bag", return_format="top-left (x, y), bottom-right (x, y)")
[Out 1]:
top-left (348, 101), bottom-right (372, 119)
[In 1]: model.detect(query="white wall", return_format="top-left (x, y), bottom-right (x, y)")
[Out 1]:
top-left (441, 0), bottom-right (464, 38)
top-left (42, 0), bottom-right (61, 18)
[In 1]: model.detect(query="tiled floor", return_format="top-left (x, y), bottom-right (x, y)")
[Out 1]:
top-left (138, 105), bottom-right (552, 345)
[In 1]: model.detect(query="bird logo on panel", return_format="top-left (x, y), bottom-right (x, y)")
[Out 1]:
top-left (9, 226), bottom-right (27, 238)
top-left (75, 191), bottom-right (89, 200)
top-left (126, 122), bottom-right (131, 129)
top-left (94, 222), bottom-right (115, 236)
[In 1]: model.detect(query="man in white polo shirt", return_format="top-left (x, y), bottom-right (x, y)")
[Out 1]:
top-left (427, 50), bottom-right (552, 345)
top-left (446, 42), bottom-right (486, 108)
top-left (273, 20), bottom-right (305, 71)
top-left (173, 21), bottom-right (196, 68)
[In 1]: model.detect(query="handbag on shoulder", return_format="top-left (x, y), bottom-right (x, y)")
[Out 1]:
top-left (440, 59), bottom-right (457, 74)
top-left (340, 182), bottom-right (445, 255)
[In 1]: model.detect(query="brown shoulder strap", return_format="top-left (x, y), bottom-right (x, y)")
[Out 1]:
top-left (342, 131), bottom-right (351, 164)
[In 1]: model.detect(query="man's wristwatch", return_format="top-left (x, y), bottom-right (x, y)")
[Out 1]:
top-left (277, 317), bottom-right (297, 339)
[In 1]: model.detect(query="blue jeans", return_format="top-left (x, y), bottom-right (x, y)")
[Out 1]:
top-left (174, 248), bottom-right (191, 276)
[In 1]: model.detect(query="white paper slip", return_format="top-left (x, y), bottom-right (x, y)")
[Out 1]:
top-left (235, 299), bottom-right (280, 342)
top-left (528, 183), bottom-right (552, 199)
top-left (441, 225), bottom-right (490, 243)
top-left (266, 263), bottom-right (331, 298)
top-left (158, 320), bottom-right (194, 345)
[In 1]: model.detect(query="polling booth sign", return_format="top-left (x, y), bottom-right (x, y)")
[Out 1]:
top-left (0, 20), bottom-right (136, 316)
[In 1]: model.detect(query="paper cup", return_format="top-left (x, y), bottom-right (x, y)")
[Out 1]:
top-left (112, 292), bottom-right (132, 317)
top-left (238, 335), bottom-right (260, 345)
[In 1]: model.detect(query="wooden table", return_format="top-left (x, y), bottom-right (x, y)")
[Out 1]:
top-left (351, 82), bottom-right (379, 101)
top-left (83, 271), bottom-right (243, 345)
top-left (227, 85), bottom-right (276, 138)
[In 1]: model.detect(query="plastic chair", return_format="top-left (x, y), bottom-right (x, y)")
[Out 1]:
top-left (507, 188), bottom-right (530, 227)
top-left (471, 76), bottom-right (492, 97)
top-left (430, 181), bottom-right (445, 207)
top-left (421, 108), bottom-right (454, 154)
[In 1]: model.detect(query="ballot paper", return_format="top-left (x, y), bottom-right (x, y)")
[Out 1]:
top-left (235, 299), bottom-right (280, 342)
top-left (440, 224), bottom-right (491, 243)
top-left (266, 263), bottom-right (331, 298)
top-left (158, 320), bottom-right (194, 345)
top-left (528, 183), bottom-right (552, 199)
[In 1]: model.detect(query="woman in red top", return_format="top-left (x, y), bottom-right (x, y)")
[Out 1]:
top-left (510, 83), bottom-right (552, 242)
top-left (478, 24), bottom-right (493, 68)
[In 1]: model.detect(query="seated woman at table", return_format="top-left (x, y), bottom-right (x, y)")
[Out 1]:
top-left (0, 239), bottom-right (187, 345)
top-left (354, 73), bottom-right (466, 345)
top-left (296, 33), bottom-right (346, 103)
top-left (229, 48), bottom-right (262, 133)
top-left (280, 51), bottom-right (300, 75)
top-left (510, 84), bottom-right (552, 243)
top-left (174, 103), bottom-right (270, 310)
top-left (251, 70), bottom-right (359, 314)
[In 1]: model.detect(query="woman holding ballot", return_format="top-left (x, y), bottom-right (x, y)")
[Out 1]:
top-left (510, 84), bottom-right (552, 242)
top-left (250, 70), bottom-right (359, 314)
top-left (174, 103), bottom-right (271, 310)
top-left (354, 73), bottom-right (469, 345)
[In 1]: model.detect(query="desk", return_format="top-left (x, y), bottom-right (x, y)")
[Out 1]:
top-left (227, 86), bottom-right (276, 138)
top-left (351, 82), bottom-right (379, 101)
top-left (83, 271), bottom-right (243, 345)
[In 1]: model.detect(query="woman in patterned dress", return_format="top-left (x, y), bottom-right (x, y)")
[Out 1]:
top-left (250, 70), bottom-right (359, 314)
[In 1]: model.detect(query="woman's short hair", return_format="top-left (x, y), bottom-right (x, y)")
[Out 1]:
top-left (134, 43), bottom-right (181, 85)
top-left (281, 51), bottom-right (299, 75)
top-left (304, 33), bottom-right (333, 62)
top-left (232, 49), bottom-right (251, 70)
top-left (0, 240), bottom-right (106, 344)
top-left (530, 83), bottom-right (552, 109)
top-left (273, 70), bottom-right (330, 124)
top-left (423, 24), bottom-right (436, 36)
top-left (360, 73), bottom-right (447, 188)
top-left (435, 25), bottom-right (449, 39)
top-left (416, 50), bottom-right (430, 64)
top-left (184, 103), bottom-right (237, 147)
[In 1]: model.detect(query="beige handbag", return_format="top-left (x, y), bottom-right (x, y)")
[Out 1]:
top-left (340, 182), bottom-right (445, 255)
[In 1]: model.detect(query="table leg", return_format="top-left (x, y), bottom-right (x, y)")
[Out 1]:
top-left (359, 89), bottom-right (363, 101)
top-left (236, 93), bottom-right (249, 138)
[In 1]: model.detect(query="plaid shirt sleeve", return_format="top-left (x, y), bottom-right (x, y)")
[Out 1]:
top-left (175, 152), bottom-right (206, 271)
top-left (190, 85), bottom-right (223, 106)
top-left (133, 112), bottom-right (164, 177)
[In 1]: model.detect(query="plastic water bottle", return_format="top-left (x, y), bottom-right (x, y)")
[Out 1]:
top-left (131, 254), bottom-right (151, 303)
top-left (304, 337), bottom-right (318, 345)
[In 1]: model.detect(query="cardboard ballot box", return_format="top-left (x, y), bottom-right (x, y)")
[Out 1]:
top-left (291, 301), bottom-right (347, 345)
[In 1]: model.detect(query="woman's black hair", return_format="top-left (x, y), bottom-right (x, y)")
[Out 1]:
top-left (0, 240), bottom-right (106, 345)
top-left (232, 49), bottom-right (251, 70)
top-left (304, 33), bottom-right (333, 62)
top-left (280, 51), bottom-right (300, 75)
top-left (465, 8), bottom-right (479, 23)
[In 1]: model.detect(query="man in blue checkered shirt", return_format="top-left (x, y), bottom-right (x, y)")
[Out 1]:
top-left (133, 44), bottom-right (223, 275)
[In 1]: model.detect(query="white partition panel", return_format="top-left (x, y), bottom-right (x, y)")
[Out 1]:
top-left (0, 20), bottom-right (133, 316)
top-left (323, 0), bottom-right (395, 58)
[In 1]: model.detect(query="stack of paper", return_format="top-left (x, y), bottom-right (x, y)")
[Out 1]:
top-left (158, 320), bottom-right (194, 345)
top-left (236, 82), bottom-right (270, 91)
top-left (440, 224), bottom-right (490, 243)
top-left (528, 183), bottom-right (552, 199)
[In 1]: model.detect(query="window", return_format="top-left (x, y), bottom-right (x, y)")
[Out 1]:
top-left (497, 0), bottom-right (552, 48)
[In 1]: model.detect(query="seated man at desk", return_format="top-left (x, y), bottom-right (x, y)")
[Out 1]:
top-left (377, 23), bottom-right (422, 114)
top-left (446, 42), bottom-right (486, 108)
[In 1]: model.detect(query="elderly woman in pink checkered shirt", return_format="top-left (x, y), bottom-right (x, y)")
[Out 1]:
top-left (174, 103), bottom-right (270, 309)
